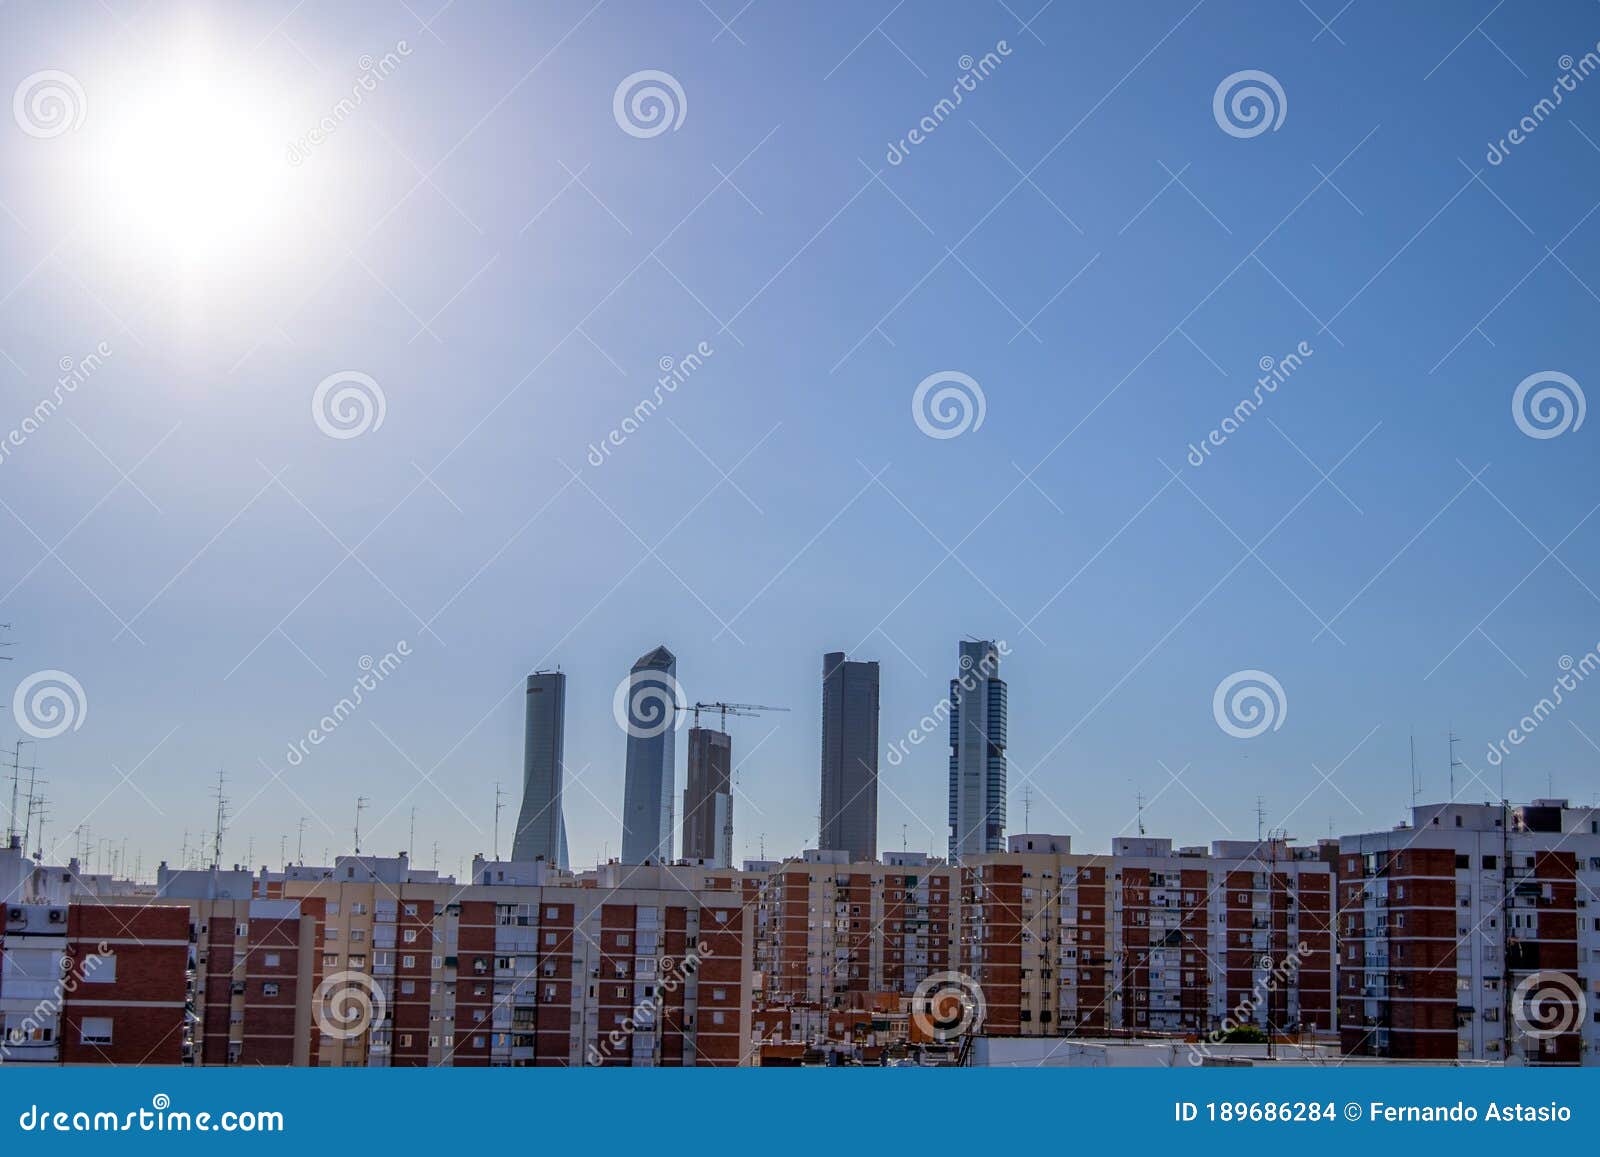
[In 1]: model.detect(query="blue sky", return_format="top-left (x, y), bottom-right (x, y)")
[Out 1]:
top-left (1, 0), bottom-right (1598, 877)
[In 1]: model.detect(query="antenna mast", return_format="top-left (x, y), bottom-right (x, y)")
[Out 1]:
top-left (211, 770), bottom-right (229, 867)
top-left (354, 796), bottom-right (369, 855)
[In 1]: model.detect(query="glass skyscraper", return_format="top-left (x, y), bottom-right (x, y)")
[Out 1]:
top-left (948, 639), bottom-right (1007, 860)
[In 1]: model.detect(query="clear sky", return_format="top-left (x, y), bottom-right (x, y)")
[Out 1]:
top-left (1, 1), bottom-right (1597, 879)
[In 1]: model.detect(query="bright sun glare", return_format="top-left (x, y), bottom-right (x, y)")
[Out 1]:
top-left (93, 39), bottom-right (294, 269)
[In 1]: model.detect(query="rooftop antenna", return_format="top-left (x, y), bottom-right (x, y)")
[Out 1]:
top-left (279, 834), bottom-right (288, 868)
top-left (22, 761), bottom-right (45, 856)
top-left (353, 796), bottom-right (369, 855)
top-left (1134, 790), bottom-right (1145, 837)
top-left (1409, 732), bottom-right (1420, 807)
top-left (431, 840), bottom-right (439, 870)
top-left (759, 832), bottom-right (766, 860)
top-left (1448, 729), bottom-right (1462, 799)
top-left (297, 817), bottom-right (308, 864)
top-left (901, 823), bottom-right (908, 852)
top-left (211, 770), bottom-right (229, 868)
top-left (493, 783), bottom-right (506, 860)
top-left (5, 739), bottom-right (36, 847)
top-left (1255, 796), bottom-right (1266, 843)
top-left (408, 806), bottom-right (417, 860)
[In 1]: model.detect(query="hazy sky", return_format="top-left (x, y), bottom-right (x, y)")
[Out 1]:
top-left (2, 1), bottom-right (1598, 878)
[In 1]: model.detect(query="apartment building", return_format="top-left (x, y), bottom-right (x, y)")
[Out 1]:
top-left (1338, 800), bottom-right (1600, 1065)
top-left (738, 835), bottom-right (1335, 1051)
top-left (1, 899), bottom-right (188, 1065)
top-left (247, 855), bottom-right (753, 1067)
top-left (742, 850), bottom-right (957, 1008)
top-left (960, 835), bottom-right (1336, 1040)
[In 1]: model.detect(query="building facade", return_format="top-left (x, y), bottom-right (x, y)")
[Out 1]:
top-left (620, 645), bottom-right (679, 865)
top-left (819, 651), bottom-right (880, 862)
top-left (511, 670), bottom-right (568, 869)
top-left (1338, 800), bottom-right (1600, 1066)
top-left (948, 640), bottom-right (1007, 860)
top-left (682, 726), bottom-right (733, 868)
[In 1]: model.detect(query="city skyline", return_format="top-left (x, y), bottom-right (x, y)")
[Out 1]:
top-left (2, 2), bottom-right (1599, 887)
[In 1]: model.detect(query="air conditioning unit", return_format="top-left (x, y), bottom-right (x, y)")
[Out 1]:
top-left (6, 906), bottom-right (26, 925)
top-left (47, 909), bottom-right (65, 924)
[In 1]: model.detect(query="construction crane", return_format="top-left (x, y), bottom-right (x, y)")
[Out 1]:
top-left (689, 702), bottom-right (789, 730)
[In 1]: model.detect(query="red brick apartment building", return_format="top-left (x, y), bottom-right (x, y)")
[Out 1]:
top-left (741, 838), bottom-right (1334, 1052)
top-left (1338, 800), bottom-right (1600, 1065)
top-left (1, 901), bottom-right (187, 1064)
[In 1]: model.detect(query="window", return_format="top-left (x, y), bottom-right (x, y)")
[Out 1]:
top-left (236, 922), bottom-right (249, 937)
top-left (472, 1035), bottom-right (485, 1049)
top-left (545, 932), bottom-right (557, 945)
top-left (84, 953), bottom-right (116, 983)
top-left (546, 907), bottom-right (559, 919)
top-left (1484, 856), bottom-right (1498, 870)
top-left (402, 955), bottom-right (416, 969)
top-left (80, 1017), bottom-right (113, 1046)
top-left (616, 933), bottom-right (630, 947)
top-left (404, 904), bottom-right (418, 916)
top-left (263, 982), bottom-right (280, 997)
top-left (400, 981), bottom-right (416, 995)
top-left (403, 929), bottom-right (418, 943)
top-left (264, 953), bottom-right (280, 967)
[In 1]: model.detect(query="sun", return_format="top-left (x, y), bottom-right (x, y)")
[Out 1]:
top-left (92, 36), bottom-right (294, 270)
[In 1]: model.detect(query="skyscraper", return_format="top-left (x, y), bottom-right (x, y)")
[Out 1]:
top-left (681, 726), bottom-right (733, 867)
top-left (819, 651), bottom-right (879, 861)
top-left (619, 645), bottom-right (679, 864)
top-left (511, 670), bottom-right (568, 868)
top-left (948, 639), bottom-right (1007, 860)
